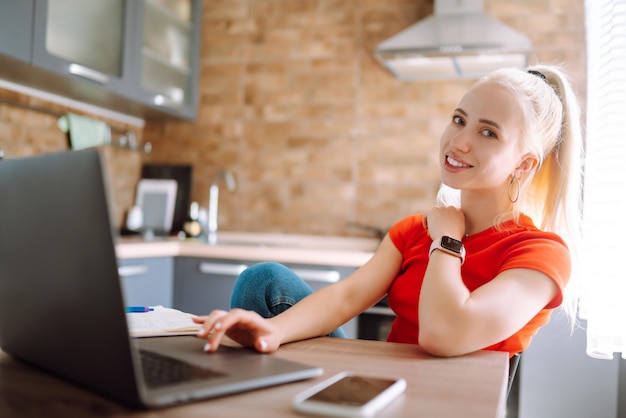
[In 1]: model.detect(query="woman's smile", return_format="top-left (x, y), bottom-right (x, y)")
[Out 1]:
top-left (445, 154), bottom-right (473, 170)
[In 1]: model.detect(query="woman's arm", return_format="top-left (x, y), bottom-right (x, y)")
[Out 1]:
top-left (420, 253), bottom-right (558, 356)
top-left (419, 206), bottom-right (559, 357)
top-left (419, 258), bottom-right (558, 357)
top-left (196, 235), bottom-right (403, 352)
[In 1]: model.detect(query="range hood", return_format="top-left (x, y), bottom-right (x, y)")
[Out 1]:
top-left (374, 0), bottom-right (532, 80)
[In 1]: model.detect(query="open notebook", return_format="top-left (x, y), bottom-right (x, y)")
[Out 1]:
top-left (127, 306), bottom-right (203, 337)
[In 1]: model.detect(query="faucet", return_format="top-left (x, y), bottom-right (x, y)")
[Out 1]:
top-left (206, 169), bottom-right (236, 244)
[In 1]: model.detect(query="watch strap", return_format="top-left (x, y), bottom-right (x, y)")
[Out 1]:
top-left (429, 236), bottom-right (466, 264)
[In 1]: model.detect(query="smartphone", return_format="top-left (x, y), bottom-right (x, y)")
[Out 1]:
top-left (292, 372), bottom-right (406, 417)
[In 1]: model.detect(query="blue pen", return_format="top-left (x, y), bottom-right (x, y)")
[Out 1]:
top-left (126, 306), bottom-right (154, 313)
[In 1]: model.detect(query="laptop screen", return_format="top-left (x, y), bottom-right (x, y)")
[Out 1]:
top-left (0, 149), bottom-right (142, 405)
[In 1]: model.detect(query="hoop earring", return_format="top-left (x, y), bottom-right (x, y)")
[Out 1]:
top-left (508, 175), bottom-right (520, 204)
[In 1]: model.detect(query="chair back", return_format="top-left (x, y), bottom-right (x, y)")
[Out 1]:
top-left (507, 352), bottom-right (521, 397)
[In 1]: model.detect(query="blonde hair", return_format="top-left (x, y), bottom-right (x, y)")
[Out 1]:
top-left (441, 65), bottom-right (584, 326)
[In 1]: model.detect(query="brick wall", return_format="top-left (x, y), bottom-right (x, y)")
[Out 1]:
top-left (0, 88), bottom-right (144, 228)
top-left (0, 0), bottom-right (586, 236)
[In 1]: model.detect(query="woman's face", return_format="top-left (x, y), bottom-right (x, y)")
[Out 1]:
top-left (439, 81), bottom-right (525, 196)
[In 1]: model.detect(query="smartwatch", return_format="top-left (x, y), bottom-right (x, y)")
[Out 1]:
top-left (429, 236), bottom-right (466, 264)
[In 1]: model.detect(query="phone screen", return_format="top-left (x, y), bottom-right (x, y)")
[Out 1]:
top-left (306, 375), bottom-right (398, 406)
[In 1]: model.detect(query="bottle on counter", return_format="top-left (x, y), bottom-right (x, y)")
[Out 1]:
top-left (183, 201), bottom-right (203, 238)
top-left (125, 205), bottom-right (143, 232)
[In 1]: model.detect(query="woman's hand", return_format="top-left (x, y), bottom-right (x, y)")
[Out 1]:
top-left (193, 309), bottom-right (282, 353)
top-left (423, 206), bottom-right (466, 240)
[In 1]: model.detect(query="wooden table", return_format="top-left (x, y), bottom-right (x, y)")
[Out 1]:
top-left (0, 337), bottom-right (508, 418)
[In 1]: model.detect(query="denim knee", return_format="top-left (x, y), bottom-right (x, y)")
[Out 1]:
top-left (230, 262), bottom-right (314, 317)
top-left (229, 261), bottom-right (347, 338)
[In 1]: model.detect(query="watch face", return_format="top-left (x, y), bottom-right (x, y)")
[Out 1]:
top-left (441, 236), bottom-right (463, 253)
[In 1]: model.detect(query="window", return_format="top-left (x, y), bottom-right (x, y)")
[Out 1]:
top-left (581, 0), bottom-right (626, 359)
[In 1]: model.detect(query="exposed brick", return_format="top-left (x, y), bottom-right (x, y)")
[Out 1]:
top-left (0, 0), bottom-right (587, 237)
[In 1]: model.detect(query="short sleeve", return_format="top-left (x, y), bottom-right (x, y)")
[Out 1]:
top-left (501, 234), bottom-right (571, 309)
top-left (388, 214), bottom-right (425, 252)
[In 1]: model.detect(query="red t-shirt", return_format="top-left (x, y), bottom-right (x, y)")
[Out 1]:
top-left (386, 213), bottom-right (570, 356)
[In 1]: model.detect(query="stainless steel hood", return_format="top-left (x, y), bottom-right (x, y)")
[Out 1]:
top-left (374, 0), bottom-right (532, 80)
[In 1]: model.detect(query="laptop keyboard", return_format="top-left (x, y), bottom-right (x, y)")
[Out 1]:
top-left (140, 349), bottom-right (226, 388)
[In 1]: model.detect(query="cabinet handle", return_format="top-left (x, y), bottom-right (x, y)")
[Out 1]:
top-left (68, 63), bottom-right (109, 84)
top-left (118, 265), bottom-right (149, 277)
top-left (291, 268), bottom-right (341, 283)
top-left (152, 94), bottom-right (182, 108)
top-left (365, 306), bottom-right (396, 317)
top-left (199, 262), bottom-right (248, 276)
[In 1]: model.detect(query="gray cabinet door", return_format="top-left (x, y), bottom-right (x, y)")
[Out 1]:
top-left (286, 263), bottom-right (359, 339)
top-left (173, 258), bottom-right (358, 338)
top-left (1, 0), bottom-right (201, 120)
top-left (130, 0), bottom-right (202, 119)
top-left (174, 257), bottom-right (247, 315)
top-left (31, 0), bottom-right (135, 95)
top-left (0, 0), bottom-right (34, 62)
top-left (118, 257), bottom-right (174, 307)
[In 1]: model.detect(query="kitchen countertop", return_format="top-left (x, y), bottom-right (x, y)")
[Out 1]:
top-left (115, 232), bottom-right (379, 267)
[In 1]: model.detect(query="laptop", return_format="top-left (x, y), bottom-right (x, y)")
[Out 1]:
top-left (0, 148), bottom-right (322, 408)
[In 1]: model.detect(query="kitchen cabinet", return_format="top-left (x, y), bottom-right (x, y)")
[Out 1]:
top-left (133, 0), bottom-right (200, 117)
top-left (173, 257), bottom-right (358, 338)
top-left (357, 297), bottom-right (396, 341)
top-left (118, 257), bottom-right (174, 307)
top-left (0, 0), bottom-right (201, 120)
top-left (173, 257), bottom-right (247, 315)
top-left (32, 0), bottom-right (134, 96)
top-left (0, 0), bottom-right (34, 62)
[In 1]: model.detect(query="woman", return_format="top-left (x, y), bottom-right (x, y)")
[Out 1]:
top-left (194, 65), bottom-right (584, 358)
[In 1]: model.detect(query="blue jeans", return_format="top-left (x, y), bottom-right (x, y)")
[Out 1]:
top-left (230, 261), bottom-right (346, 338)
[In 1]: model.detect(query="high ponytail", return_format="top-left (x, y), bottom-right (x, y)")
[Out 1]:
top-left (479, 65), bottom-right (585, 326)
top-left (529, 65), bottom-right (584, 326)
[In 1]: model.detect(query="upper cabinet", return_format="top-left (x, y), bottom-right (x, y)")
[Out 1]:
top-left (32, 0), bottom-right (134, 97)
top-left (134, 0), bottom-right (200, 118)
top-left (0, 0), bottom-right (35, 63)
top-left (0, 0), bottom-right (201, 120)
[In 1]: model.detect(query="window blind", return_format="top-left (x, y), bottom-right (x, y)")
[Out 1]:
top-left (581, 0), bottom-right (626, 359)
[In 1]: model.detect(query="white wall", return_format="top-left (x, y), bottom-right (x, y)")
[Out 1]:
top-left (519, 314), bottom-right (621, 418)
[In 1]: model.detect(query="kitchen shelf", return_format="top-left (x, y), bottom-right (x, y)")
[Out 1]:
top-left (143, 0), bottom-right (191, 68)
top-left (145, 0), bottom-right (192, 29)
top-left (142, 47), bottom-right (190, 76)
